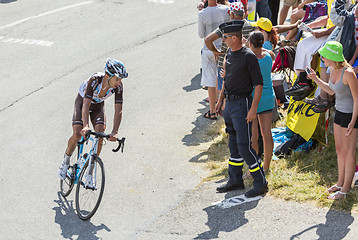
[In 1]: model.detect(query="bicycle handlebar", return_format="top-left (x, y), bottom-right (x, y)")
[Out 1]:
top-left (77, 130), bottom-right (125, 153)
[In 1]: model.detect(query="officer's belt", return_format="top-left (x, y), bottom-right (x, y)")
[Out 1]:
top-left (224, 93), bottom-right (250, 101)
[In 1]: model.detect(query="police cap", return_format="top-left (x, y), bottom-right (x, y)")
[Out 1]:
top-left (219, 20), bottom-right (244, 34)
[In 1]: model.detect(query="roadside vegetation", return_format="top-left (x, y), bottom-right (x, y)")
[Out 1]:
top-left (202, 108), bottom-right (358, 213)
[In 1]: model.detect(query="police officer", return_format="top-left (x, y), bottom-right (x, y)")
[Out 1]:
top-left (215, 21), bottom-right (268, 198)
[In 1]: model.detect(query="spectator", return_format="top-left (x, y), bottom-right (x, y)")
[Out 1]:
top-left (307, 41), bottom-right (358, 200)
top-left (303, 0), bottom-right (355, 111)
top-left (268, 0), bottom-right (280, 25)
top-left (197, 0), bottom-right (232, 11)
top-left (228, 0), bottom-right (249, 17)
top-left (198, 0), bottom-right (230, 120)
top-left (251, 17), bottom-right (278, 50)
top-left (248, 31), bottom-right (275, 173)
top-left (346, 6), bottom-right (358, 76)
top-left (285, 13), bottom-right (335, 103)
top-left (218, 0), bottom-right (229, 4)
top-left (279, 0), bottom-right (301, 25)
top-left (285, 0), bottom-right (327, 40)
top-left (197, 0), bottom-right (207, 11)
top-left (205, 2), bottom-right (255, 100)
top-left (256, 0), bottom-right (273, 20)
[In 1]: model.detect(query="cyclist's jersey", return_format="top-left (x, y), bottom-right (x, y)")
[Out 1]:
top-left (78, 72), bottom-right (123, 104)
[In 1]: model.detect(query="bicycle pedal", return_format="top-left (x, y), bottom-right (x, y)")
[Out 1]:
top-left (80, 181), bottom-right (97, 190)
top-left (86, 186), bottom-right (97, 191)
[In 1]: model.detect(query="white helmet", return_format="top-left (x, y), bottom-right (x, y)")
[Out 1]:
top-left (104, 58), bottom-right (128, 78)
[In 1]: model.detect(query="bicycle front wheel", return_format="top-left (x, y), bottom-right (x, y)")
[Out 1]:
top-left (75, 156), bottom-right (105, 220)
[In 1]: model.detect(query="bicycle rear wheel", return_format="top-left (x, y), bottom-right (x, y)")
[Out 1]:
top-left (60, 151), bottom-right (78, 197)
top-left (75, 156), bottom-right (105, 220)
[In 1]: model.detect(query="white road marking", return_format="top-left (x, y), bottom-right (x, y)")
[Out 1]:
top-left (0, 1), bottom-right (93, 31)
top-left (0, 36), bottom-right (54, 47)
top-left (148, 0), bottom-right (174, 4)
top-left (214, 194), bottom-right (262, 209)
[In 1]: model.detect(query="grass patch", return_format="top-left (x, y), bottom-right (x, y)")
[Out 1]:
top-left (202, 108), bottom-right (358, 212)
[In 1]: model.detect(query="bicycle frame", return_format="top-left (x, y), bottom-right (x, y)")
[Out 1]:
top-left (72, 135), bottom-right (99, 185)
top-left (65, 132), bottom-right (124, 185)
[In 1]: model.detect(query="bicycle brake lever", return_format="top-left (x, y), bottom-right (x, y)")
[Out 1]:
top-left (121, 138), bottom-right (125, 153)
top-left (85, 130), bottom-right (91, 144)
top-left (112, 137), bottom-right (125, 153)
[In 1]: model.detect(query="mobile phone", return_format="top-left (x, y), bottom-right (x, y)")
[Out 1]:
top-left (305, 68), bottom-right (312, 75)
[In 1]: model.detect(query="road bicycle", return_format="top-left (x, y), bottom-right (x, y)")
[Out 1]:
top-left (60, 130), bottom-right (125, 220)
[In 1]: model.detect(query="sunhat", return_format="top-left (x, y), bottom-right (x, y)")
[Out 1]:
top-left (251, 17), bottom-right (273, 32)
top-left (318, 41), bottom-right (345, 62)
top-left (227, 2), bottom-right (244, 14)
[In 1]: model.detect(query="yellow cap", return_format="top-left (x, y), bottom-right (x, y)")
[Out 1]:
top-left (251, 17), bottom-right (273, 32)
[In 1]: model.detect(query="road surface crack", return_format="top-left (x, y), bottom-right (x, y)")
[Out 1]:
top-left (0, 21), bottom-right (196, 112)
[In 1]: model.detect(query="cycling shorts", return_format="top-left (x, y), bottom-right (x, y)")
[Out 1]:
top-left (72, 94), bottom-right (106, 126)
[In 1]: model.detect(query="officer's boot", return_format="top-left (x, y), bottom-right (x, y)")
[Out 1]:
top-left (217, 163), bottom-right (245, 193)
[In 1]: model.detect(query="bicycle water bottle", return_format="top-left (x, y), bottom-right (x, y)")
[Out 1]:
top-left (74, 153), bottom-right (88, 183)
top-left (247, 0), bottom-right (256, 22)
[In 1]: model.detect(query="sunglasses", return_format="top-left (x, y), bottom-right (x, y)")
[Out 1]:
top-left (222, 34), bottom-right (237, 39)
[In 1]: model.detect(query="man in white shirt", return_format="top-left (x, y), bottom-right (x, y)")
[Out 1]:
top-left (198, 0), bottom-right (229, 120)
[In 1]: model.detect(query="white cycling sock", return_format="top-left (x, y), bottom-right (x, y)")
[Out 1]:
top-left (63, 154), bottom-right (71, 165)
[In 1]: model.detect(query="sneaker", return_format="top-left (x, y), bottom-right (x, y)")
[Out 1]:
top-left (304, 96), bottom-right (335, 107)
top-left (304, 96), bottom-right (325, 106)
top-left (312, 105), bottom-right (328, 113)
top-left (58, 164), bottom-right (69, 180)
top-left (285, 82), bottom-right (312, 96)
top-left (312, 100), bottom-right (335, 113)
top-left (244, 184), bottom-right (268, 198)
top-left (85, 174), bottom-right (94, 189)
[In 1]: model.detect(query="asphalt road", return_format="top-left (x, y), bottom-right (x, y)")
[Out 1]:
top-left (1, 0), bottom-right (358, 239)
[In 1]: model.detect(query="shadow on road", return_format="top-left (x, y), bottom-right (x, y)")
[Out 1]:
top-left (290, 200), bottom-right (354, 240)
top-left (182, 72), bottom-right (226, 147)
top-left (182, 73), bottom-right (202, 92)
top-left (182, 95), bottom-right (224, 147)
top-left (195, 190), bottom-right (260, 239)
top-left (182, 103), bottom-right (224, 147)
top-left (53, 192), bottom-right (111, 240)
top-left (0, 0), bottom-right (17, 3)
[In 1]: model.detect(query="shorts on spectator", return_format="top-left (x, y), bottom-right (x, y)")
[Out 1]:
top-left (201, 48), bottom-right (218, 88)
top-left (284, 0), bottom-right (301, 7)
top-left (258, 108), bottom-right (273, 114)
top-left (334, 110), bottom-right (358, 128)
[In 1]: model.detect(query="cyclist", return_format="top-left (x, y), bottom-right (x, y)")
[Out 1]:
top-left (58, 58), bottom-right (128, 181)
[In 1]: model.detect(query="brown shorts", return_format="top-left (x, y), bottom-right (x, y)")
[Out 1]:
top-left (72, 94), bottom-right (106, 126)
top-left (284, 0), bottom-right (300, 7)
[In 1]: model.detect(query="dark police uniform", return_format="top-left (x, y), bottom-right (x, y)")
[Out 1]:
top-left (217, 20), bottom-right (268, 197)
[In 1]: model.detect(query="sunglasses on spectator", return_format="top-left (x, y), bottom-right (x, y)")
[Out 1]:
top-left (222, 34), bottom-right (237, 39)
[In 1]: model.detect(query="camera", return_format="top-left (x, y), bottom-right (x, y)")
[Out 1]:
top-left (305, 68), bottom-right (312, 75)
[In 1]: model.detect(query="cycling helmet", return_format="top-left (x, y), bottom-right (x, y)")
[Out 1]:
top-left (104, 58), bottom-right (128, 78)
